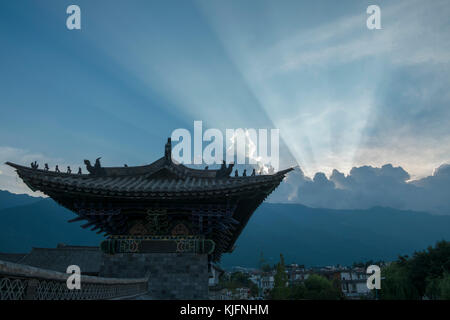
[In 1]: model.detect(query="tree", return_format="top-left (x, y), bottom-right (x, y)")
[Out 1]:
top-left (288, 274), bottom-right (342, 300)
top-left (290, 283), bottom-right (307, 299)
top-left (259, 251), bottom-right (265, 268)
top-left (381, 261), bottom-right (419, 299)
top-left (425, 277), bottom-right (441, 300)
top-left (249, 282), bottom-right (259, 297)
top-left (271, 254), bottom-right (290, 299)
top-left (219, 271), bottom-right (257, 296)
top-left (259, 252), bottom-right (272, 272)
top-left (381, 241), bottom-right (450, 300)
top-left (439, 273), bottom-right (450, 299)
top-left (303, 274), bottom-right (341, 300)
top-left (261, 264), bottom-right (272, 272)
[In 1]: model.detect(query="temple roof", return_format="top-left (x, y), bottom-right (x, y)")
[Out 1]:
top-left (0, 245), bottom-right (102, 274)
top-left (5, 138), bottom-right (293, 199)
top-left (6, 139), bottom-right (293, 261)
top-left (5, 164), bottom-right (292, 199)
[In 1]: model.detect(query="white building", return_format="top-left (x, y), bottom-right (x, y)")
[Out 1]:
top-left (234, 287), bottom-right (250, 300)
top-left (260, 275), bottom-right (274, 290)
top-left (340, 271), bottom-right (371, 298)
top-left (208, 264), bottom-right (224, 287)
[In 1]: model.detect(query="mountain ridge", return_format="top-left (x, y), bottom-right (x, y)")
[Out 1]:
top-left (0, 189), bottom-right (42, 211)
top-left (1, 190), bottom-right (449, 267)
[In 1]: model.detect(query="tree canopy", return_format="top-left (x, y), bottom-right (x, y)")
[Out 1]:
top-left (381, 240), bottom-right (450, 300)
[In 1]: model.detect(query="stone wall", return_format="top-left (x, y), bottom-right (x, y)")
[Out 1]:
top-left (0, 259), bottom-right (149, 300)
top-left (99, 253), bottom-right (209, 299)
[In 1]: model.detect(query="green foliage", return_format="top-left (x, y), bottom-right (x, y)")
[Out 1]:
top-left (249, 283), bottom-right (259, 297)
top-left (259, 251), bottom-right (266, 268)
top-left (381, 262), bottom-right (419, 299)
top-left (268, 253), bottom-right (341, 300)
top-left (261, 264), bottom-right (272, 272)
top-left (289, 274), bottom-right (341, 300)
top-left (303, 274), bottom-right (341, 300)
top-left (271, 254), bottom-right (290, 299)
top-left (289, 283), bottom-right (307, 299)
top-left (218, 272), bottom-right (258, 297)
top-left (425, 277), bottom-right (441, 300)
top-left (258, 251), bottom-right (273, 272)
top-left (381, 240), bottom-right (450, 300)
top-left (269, 253), bottom-right (342, 300)
top-left (231, 272), bottom-right (250, 285)
top-left (440, 273), bottom-right (450, 299)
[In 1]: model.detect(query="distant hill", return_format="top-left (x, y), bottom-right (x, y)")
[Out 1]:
top-left (221, 203), bottom-right (450, 268)
top-left (0, 189), bottom-right (41, 210)
top-left (0, 199), bottom-right (104, 253)
top-left (1, 192), bottom-right (450, 268)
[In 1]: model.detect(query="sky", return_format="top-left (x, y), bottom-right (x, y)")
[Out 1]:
top-left (269, 163), bottom-right (450, 215)
top-left (0, 0), bottom-right (449, 205)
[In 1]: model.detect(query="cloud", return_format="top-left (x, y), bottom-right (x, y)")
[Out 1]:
top-left (0, 146), bottom-right (70, 196)
top-left (263, 0), bottom-right (450, 74)
top-left (3, 144), bottom-right (448, 215)
top-left (269, 163), bottom-right (450, 215)
top-left (198, 0), bottom-right (450, 179)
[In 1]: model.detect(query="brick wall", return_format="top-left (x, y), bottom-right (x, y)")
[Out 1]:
top-left (99, 253), bottom-right (209, 299)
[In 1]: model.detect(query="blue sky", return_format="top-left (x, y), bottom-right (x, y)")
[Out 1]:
top-left (0, 0), bottom-right (449, 195)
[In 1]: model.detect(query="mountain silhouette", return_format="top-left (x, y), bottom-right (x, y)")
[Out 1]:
top-left (1, 190), bottom-right (449, 267)
top-left (0, 190), bottom-right (41, 210)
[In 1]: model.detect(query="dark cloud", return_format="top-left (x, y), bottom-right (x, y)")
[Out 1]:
top-left (269, 163), bottom-right (450, 215)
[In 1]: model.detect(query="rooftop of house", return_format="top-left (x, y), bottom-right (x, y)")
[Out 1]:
top-left (0, 244), bottom-right (102, 275)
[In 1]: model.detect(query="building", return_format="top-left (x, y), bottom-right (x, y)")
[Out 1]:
top-left (260, 274), bottom-right (275, 291)
top-left (0, 244), bottom-right (101, 276)
top-left (6, 138), bottom-right (292, 299)
top-left (235, 287), bottom-right (251, 300)
top-left (340, 269), bottom-right (371, 299)
top-left (208, 264), bottom-right (224, 287)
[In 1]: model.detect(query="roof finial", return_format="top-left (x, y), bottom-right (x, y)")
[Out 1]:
top-left (165, 137), bottom-right (172, 161)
